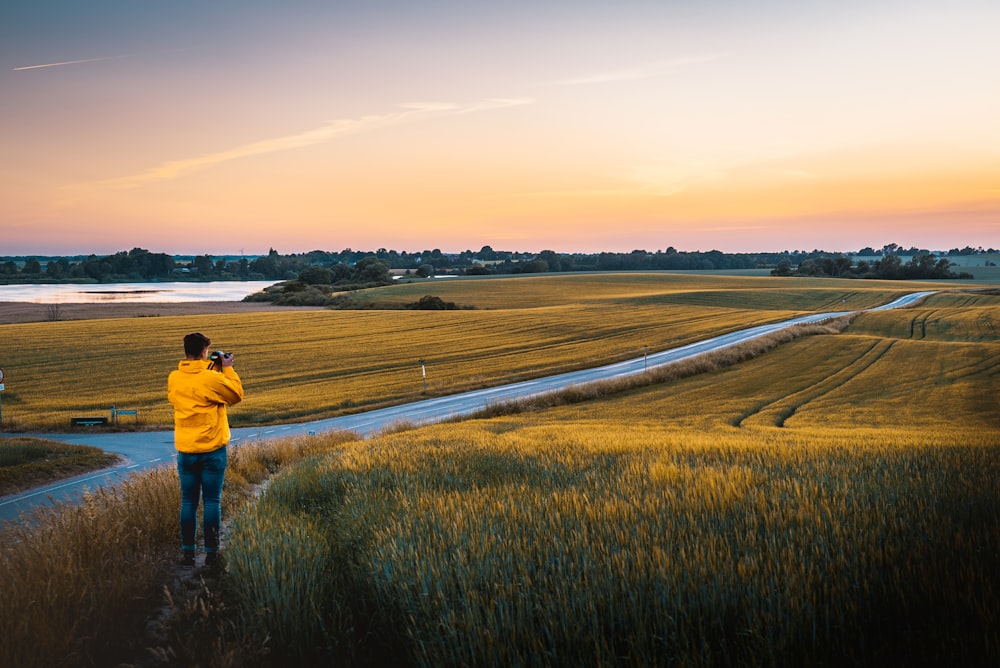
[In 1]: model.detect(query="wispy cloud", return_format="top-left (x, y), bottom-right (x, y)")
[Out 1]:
top-left (548, 53), bottom-right (725, 86)
top-left (71, 97), bottom-right (533, 191)
top-left (13, 55), bottom-right (129, 71)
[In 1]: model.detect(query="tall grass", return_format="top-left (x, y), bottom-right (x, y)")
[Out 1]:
top-left (0, 469), bottom-right (179, 667)
top-left (222, 423), bottom-right (1000, 666)
top-left (217, 297), bottom-right (1000, 665)
top-left (0, 431), bottom-right (358, 667)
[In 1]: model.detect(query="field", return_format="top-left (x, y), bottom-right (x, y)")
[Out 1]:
top-left (216, 287), bottom-right (1000, 665)
top-left (0, 272), bottom-right (963, 431)
top-left (1, 273), bottom-right (998, 666)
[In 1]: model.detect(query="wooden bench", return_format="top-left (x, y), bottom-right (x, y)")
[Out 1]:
top-left (112, 408), bottom-right (138, 424)
top-left (71, 416), bottom-right (108, 427)
top-left (109, 406), bottom-right (139, 425)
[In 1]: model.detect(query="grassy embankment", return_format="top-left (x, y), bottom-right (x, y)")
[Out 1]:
top-left (0, 272), bottom-right (947, 432)
top-left (0, 276), bottom-right (996, 666)
top-left (0, 437), bottom-right (119, 495)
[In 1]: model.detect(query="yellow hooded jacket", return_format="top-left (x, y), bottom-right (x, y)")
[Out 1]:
top-left (168, 359), bottom-right (244, 454)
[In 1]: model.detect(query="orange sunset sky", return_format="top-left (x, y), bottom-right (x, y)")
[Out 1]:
top-left (2, 0), bottom-right (998, 256)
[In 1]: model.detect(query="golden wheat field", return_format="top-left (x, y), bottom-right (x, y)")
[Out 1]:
top-left (0, 273), bottom-right (954, 431)
top-left (218, 287), bottom-right (1000, 665)
top-left (1, 274), bottom-right (998, 666)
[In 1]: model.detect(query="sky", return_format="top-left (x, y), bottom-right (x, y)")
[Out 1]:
top-left (2, 0), bottom-right (998, 256)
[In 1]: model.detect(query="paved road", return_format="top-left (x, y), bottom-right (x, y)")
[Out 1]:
top-left (0, 291), bottom-right (935, 523)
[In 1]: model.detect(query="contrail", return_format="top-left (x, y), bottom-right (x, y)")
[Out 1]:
top-left (13, 55), bottom-right (125, 71)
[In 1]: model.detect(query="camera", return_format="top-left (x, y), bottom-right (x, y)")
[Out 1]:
top-left (208, 350), bottom-right (233, 370)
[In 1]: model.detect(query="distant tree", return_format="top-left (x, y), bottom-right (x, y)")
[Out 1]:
top-left (519, 259), bottom-right (549, 273)
top-left (354, 257), bottom-right (391, 284)
top-left (144, 251), bottom-right (175, 277)
top-left (46, 257), bottom-right (70, 278)
top-left (536, 250), bottom-right (562, 272)
top-left (464, 265), bottom-right (493, 275)
top-left (299, 266), bottom-right (333, 285)
top-left (874, 254), bottom-right (904, 279)
top-left (21, 258), bottom-right (41, 275)
top-left (407, 295), bottom-right (458, 310)
top-left (329, 263), bottom-right (352, 282)
top-left (881, 243), bottom-right (901, 256)
top-left (249, 254), bottom-right (279, 278)
top-left (191, 255), bottom-right (214, 276)
top-left (771, 260), bottom-right (793, 276)
top-left (622, 250), bottom-right (650, 270)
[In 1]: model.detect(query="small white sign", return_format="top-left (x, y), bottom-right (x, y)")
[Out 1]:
top-left (0, 383), bottom-right (5, 391)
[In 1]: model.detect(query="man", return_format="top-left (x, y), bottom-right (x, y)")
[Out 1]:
top-left (167, 332), bottom-right (244, 568)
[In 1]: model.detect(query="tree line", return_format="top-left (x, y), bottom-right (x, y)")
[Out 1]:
top-left (0, 248), bottom-right (392, 284)
top-left (770, 253), bottom-right (974, 280)
top-left (2, 243), bottom-right (994, 285)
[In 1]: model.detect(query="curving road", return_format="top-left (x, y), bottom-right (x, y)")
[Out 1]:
top-left (0, 291), bottom-right (936, 523)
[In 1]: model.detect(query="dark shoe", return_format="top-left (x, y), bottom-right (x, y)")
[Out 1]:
top-left (180, 551), bottom-right (195, 568)
top-left (204, 551), bottom-right (219, 568)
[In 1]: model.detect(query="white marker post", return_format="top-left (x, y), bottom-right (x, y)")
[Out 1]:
top-left (0, 368), bottom-right (5, 433)
top-left (419, 359), bottom-right (427, 394)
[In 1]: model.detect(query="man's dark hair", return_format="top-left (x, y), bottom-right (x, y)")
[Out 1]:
top-left (183, 332), bottom-right (211, 358)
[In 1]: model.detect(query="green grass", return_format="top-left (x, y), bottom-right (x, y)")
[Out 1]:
top-left (0, 437), bottom-right (120, 495)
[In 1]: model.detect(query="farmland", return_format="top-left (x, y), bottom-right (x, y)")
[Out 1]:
top-left (0, 272), bottom-right (955, 431)
top-left (216, 288), bottom-right (999, 665)
top-left (1, 273), bottom-right (998, 666)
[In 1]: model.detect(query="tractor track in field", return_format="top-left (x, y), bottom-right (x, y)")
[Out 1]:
top-left (735, 339), bottom-right (896, 428)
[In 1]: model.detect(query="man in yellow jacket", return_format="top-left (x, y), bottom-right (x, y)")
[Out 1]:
top-left (168, 332), bottom-right (244, 568)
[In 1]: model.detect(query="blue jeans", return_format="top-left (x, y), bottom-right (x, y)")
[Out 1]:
top-left (177, 446), bottom-right (227, 553)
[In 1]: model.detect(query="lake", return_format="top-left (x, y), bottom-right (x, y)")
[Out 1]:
top-left (0, 281), bottom-right (278, 304)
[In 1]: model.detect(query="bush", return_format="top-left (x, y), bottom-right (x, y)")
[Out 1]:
top-left (407, 295), bottom-right (458, 310)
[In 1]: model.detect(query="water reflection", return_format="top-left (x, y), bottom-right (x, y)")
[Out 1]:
top-left (0, 281), bottom-right (278, 304)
